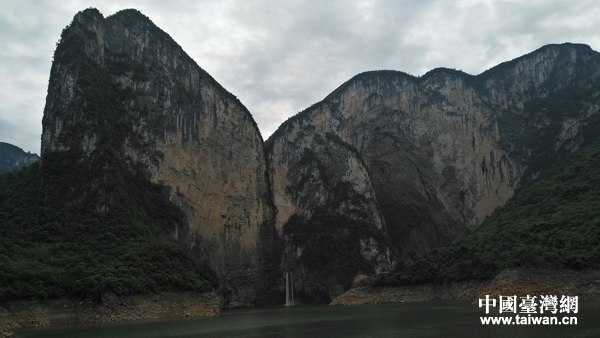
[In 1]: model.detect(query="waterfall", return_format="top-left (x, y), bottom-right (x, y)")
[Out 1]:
top-left (285, 271), bottom-right (294, 306)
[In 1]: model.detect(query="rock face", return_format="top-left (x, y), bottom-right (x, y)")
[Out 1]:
top-left (0, 142), bottom-right (39, 173)
top-left (276, 133), bottom-right (392, 299)
top-left (39, 8), bottom-right (600, 307)
top-left (40, 8), bottom-right (276, 307)
top-left (0, 292), bottom-right (221, 331)
top-left (329, 267), bottom-right (600, 306)
top-left (266, 43), bottom-right (600, 267)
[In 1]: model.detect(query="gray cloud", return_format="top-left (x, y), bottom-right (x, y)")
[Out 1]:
top-left (1, 0), bottom-right (599, 153)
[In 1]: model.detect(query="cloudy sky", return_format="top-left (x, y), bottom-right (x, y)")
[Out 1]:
top-left (1, 0), bottom-right (600, 154)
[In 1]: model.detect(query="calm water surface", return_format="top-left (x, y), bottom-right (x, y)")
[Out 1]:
top-left (15, 301), bottom-right (600, 337)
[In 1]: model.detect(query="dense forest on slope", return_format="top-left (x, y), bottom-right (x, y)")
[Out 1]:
top-left (0, 163), bottom-right (218, 301)
top-left (3, 9), bottom-right (599, 306)
top-left (371, 135), bottom-right (600, 287)
top-left (0, 8), bottom-right (219, 302)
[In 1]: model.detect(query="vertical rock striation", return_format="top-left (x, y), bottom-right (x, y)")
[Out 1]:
top-left (40, 8), bottom-right (276, 307)
top-left (266, 43), bottom-right (600, 266)
top-left (275, 132), bottom-right (392, 299)
top-left (38, 8), bottom-right (600, 306)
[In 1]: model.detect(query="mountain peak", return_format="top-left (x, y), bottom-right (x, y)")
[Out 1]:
top-left (0, 142), bottom-right (39, 173)
top-left (41, 7), bottom-right (276, 306)
top-left (73, 7), bottom-right (104, 23)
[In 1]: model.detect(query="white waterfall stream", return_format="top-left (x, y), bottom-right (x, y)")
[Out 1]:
top-left (285, 271), bottom-right (294, 306)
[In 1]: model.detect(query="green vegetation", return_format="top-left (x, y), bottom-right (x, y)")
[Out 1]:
top-left (325, 132), bottom-right (363, 163)
top-left (264, 70), bottom-right (412, 152)
top-left (283, 144), bottom-right (389, 289)
top-left (499, 81), bottom-right (600, 186)
top-left (106, 8), bottom-right (258, 131)
top-left (0, 163), bottom-right (218, 301)
top-left (371, 140), bottom-right (600, 286)
top-left (264, 43), bottom-right (599, 157)
top-left (263, 105), bottom-right (323, 152)
top-left (284, 208), bottom-right (389, 290)
top-left (478, 43), bottom-right (597, 81)
top-left (0, 12), bottom-right (220, 302)
top-left (323, 70), bottom-right (414, 101)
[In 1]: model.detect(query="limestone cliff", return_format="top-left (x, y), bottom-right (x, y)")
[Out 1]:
top-left (38, 11), bottom-right (600, 308)
top-left (40, 8), bottom-right (276, 307)
top-left (0, 142), bottom-right (39, 173)
top-left (276, 132), bottom-right (392, 299)
top-left (266, 43), bottom-right (600, 266)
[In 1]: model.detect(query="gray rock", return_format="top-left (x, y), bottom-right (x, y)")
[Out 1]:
top-left (266, 43), bottom-right (600, 264)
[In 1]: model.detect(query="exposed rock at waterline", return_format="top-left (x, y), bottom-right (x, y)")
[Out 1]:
top-left (330, 267), bottom-right (600, 306)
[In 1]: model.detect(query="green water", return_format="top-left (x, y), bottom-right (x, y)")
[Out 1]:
top-left (15, 301), bottom-right (600, 337)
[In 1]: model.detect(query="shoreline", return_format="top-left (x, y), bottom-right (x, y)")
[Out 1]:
top-left (330, 267), bottom-right (600, 306)
top-left (330, 281), bottom-right (489, 306)
top-left (2, 267), bottom-right (599, 337)
top-left (0, 292), bottom-right (220, 337)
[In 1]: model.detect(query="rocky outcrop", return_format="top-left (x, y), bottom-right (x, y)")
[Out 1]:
top-left (475, 267), bottom-right (600, 303)
top-left (0, 292), bottom-right (219, 331)
top-left (0, 142), bottom-right (39, 173)
top-left (330, 267), bottom-right (600, 306)
top-left (266, 43), bottom-right (600, 268)
top-left (0, 306), bottom-right (18, 338)
top-left (40, 8), bottom-right (276, 307)
top-left (329, 281), bottom-right (489, 306)
top-left (37, 8), bottom-right (600, 308)
top-left (276, 133), bottom-right (392, 299)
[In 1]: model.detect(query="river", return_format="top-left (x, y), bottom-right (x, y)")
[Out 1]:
top-left (15, 301), bottom-right (600, 337)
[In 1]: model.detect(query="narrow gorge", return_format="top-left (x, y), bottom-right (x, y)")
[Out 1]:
top-left (3, 7), bottom-right (600, 315)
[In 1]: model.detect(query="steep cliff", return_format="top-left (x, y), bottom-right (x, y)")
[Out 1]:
top-left (10, 8), bottom-right (600, 308)
top-left (266, 43), bottom-right (600, 268)
top-left (0, 142), bottom-right (39, 173)
top-left (40, 8), bottom-right (276, 307)
top-left (371, 137), bottom-right (600, 287)
top-left (277, 132), bottom-right (392, 298)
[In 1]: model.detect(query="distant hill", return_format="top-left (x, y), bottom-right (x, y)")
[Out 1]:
top-left (0, 142), bottom-right (39, 173)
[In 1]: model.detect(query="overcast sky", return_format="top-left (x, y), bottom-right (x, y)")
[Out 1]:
top-left (1, 0), bottom-right (600, 154)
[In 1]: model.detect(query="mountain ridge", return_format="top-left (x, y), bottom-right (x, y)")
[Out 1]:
top-left (2, 7), bottom-right (599, 314)
top-left (265, 41), bottom-right (600, 283)
top-left (39, 7), bottom-right (277, 308)
top-left (0, 142), bottom-right (39, 173)
top-left (266, 42), bottom-right (598, 151)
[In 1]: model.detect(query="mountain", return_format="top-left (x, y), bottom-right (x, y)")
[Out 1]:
top-left (2, 6), bottom-right (600, 310)
top-left (266, 43), bottom-right (600, 293)
top-left (0, 142), bottom-right (39, 173)
top-left (370, 135), bottom-right (600, 287)
top-left (38, 8), bottom-right (277, 307)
